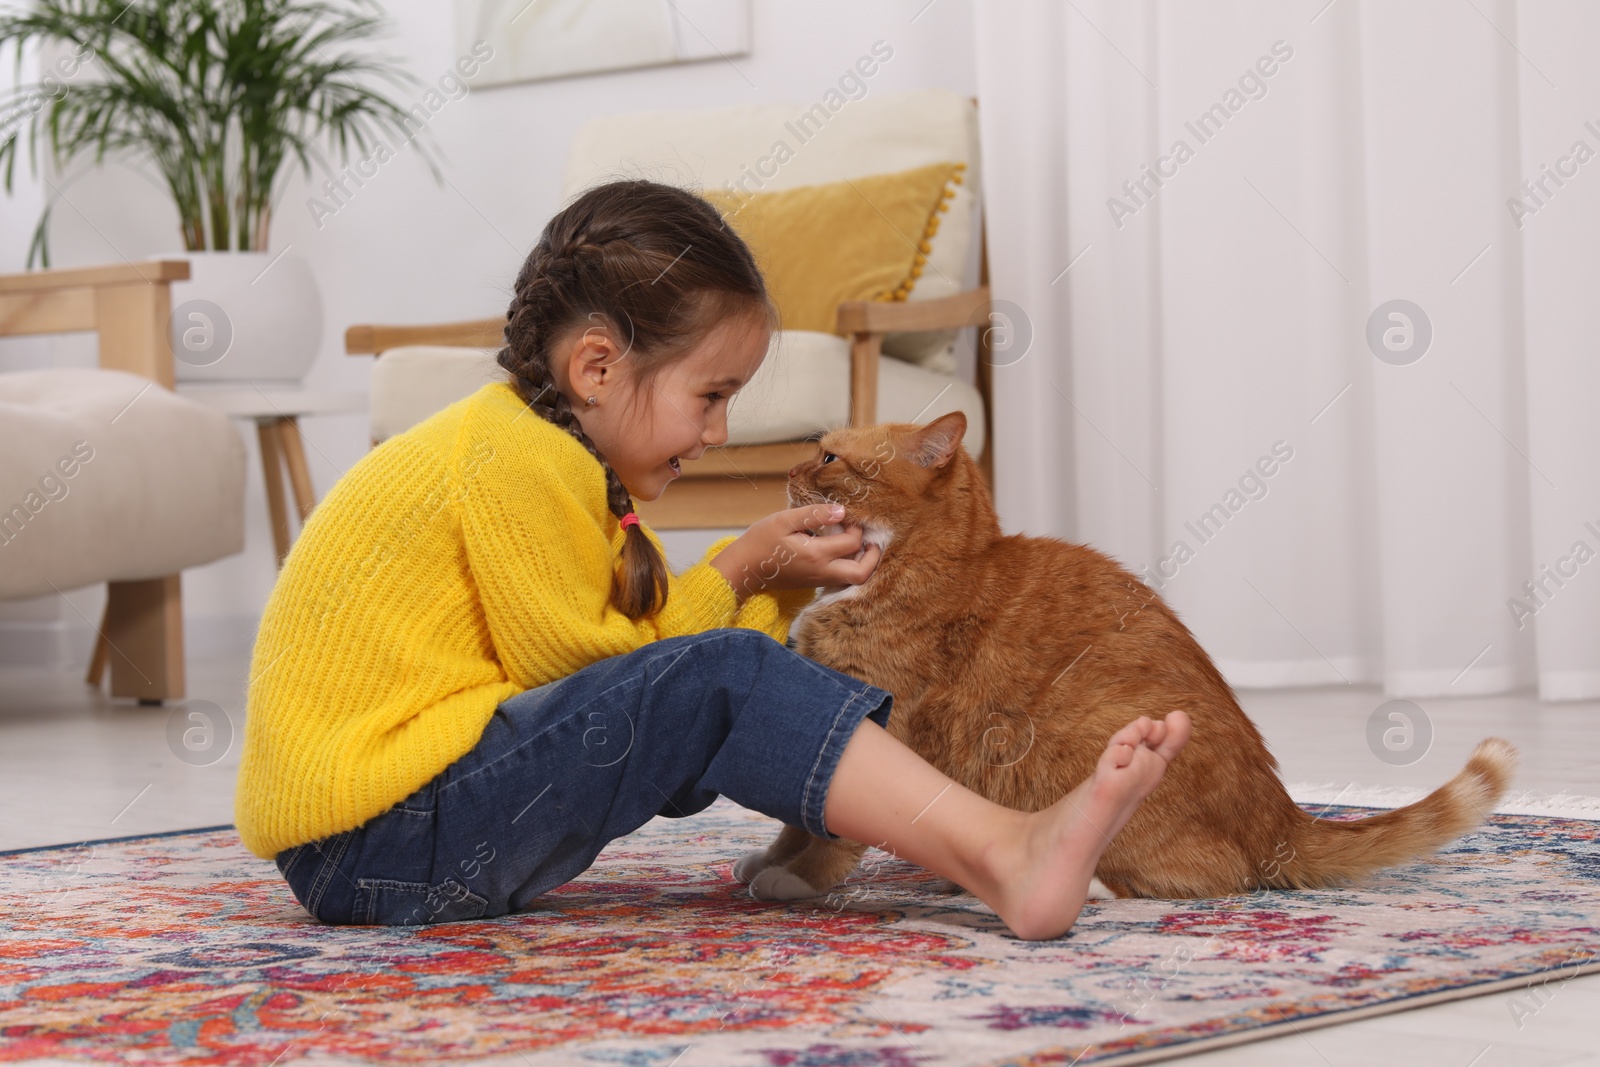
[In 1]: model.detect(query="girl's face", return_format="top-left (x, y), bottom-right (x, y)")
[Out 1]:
top-left (561, 309), bottom-right (771, 502)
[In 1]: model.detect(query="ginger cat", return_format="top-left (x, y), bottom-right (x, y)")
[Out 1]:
top-left (734, 412), bottom-right (1517, 901)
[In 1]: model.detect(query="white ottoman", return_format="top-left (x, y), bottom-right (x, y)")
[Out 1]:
top-left (1, 368), bottom-right (247, 702)
top-left (0, 368), bottom-right (247, 598)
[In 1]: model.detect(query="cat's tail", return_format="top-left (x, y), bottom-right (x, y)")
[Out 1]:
top-left (1272, 737), bottom-right (1518, 889)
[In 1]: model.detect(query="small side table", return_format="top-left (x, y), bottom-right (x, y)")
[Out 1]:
top-left (175, 384), bottom-right (367, 567)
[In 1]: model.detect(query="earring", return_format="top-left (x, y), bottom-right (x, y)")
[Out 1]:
top-left (585, 395), bottom-right (598, 406)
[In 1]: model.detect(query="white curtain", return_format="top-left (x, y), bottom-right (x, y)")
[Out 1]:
top-left (973, 0), bottom-right (1600, 700)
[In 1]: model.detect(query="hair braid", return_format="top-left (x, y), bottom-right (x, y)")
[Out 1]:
top-left (495, 180), bottom-right (773, 619)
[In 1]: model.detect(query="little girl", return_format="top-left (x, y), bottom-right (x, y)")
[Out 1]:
top-left (235, 179), bottom-right (1190, 941)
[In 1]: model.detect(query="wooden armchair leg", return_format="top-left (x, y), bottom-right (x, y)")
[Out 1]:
top-left (97, 575), bottom-right (186, 704)
top-left (86, 600), bottom-right (111, 687)
top-left (975, 299), bottom-right (996, 491)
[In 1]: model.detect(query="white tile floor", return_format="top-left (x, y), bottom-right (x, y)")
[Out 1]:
top-left (2, 654), bottom-right (1596, 1065)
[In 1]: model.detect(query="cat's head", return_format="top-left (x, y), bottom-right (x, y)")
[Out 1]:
top-left (785, 411), bottom-right (976, 536)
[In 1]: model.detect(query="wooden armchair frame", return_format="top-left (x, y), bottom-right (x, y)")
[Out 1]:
top-left (0, 259), bottom-right (192, 702)
top-left (346, 275), bottom-right (997, 530)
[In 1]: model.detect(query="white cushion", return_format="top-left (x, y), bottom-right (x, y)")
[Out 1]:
top-left (0, 369), bottom-right (247, 600)
top-left (732, 331), bottom-right (987, 453)
top-left (562, 88), bottom-right (980, 374)
top-left (370, 334), bottom-right (986, 457)
top-left (369, 345), bottom-right (509, 444)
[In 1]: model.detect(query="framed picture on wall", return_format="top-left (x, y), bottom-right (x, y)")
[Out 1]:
top-left (455, 0), bottom-right (751, 87)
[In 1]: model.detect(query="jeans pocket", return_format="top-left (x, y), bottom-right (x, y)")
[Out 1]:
top-left (355, 876), bottom-right (489, 926)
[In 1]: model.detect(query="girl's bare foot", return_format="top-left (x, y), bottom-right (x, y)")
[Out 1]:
top-left (986, 711), bottom-right (1192, 940)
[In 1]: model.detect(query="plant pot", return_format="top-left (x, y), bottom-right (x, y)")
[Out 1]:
top-left (167, 250), bottom-right (323, 383)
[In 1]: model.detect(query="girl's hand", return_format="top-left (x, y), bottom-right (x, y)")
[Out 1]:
top-left (712, 503), bottom-right (883, 603)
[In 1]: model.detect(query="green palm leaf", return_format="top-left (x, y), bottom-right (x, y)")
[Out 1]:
top-left (0, 0), bottom-right (436, 264)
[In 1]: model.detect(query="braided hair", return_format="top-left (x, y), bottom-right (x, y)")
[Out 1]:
top-left (497, 179), bottom-right (773, 619)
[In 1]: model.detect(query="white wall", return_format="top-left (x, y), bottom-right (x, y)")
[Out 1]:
top-left (0, 0), bottom-right (978, 666)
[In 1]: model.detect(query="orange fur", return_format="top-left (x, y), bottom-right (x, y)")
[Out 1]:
top-left (754, 412), bottom-right (1518, 899)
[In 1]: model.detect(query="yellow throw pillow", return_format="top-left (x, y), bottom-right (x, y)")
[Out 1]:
top-left (702, 161), bottom-right (966, 335)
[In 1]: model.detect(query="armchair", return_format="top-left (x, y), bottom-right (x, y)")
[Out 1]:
top-left (345, 88), bottom-right (995, 528)
top-left (0, 261), bottom-right (246, 702)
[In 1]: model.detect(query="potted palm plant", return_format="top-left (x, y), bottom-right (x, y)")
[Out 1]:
top-left (0, 0), bottom-right (433, 382)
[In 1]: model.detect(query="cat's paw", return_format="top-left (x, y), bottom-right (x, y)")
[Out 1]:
top-left (747, 865), bottom-right (825, 901)
top-left (731, 850), bottom-right (771, 884)
top-left (1086, 877), bottom-right (1116, 900)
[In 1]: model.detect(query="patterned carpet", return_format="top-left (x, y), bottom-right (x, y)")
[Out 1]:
top-left (3, 796), bottom-right (1598, 1066)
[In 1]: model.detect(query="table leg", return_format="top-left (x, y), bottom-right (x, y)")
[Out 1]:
top-left (258, 420), bottom-right (292, 568)
top-left (276, 417), bottom-right (317, 523)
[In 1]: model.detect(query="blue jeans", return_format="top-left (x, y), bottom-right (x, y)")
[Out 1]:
top-left (274, 629), bottom-right (894, 925)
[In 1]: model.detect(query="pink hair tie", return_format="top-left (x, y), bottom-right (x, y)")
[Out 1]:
top-left (620, 512), bottom-right (640, 530)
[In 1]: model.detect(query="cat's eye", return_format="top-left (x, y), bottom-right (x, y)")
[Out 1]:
top-left (821, 452), bottom-right (837, 464)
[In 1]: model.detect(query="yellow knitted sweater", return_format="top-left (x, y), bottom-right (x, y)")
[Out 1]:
top-left (235, 380), bottom-right (815, 859)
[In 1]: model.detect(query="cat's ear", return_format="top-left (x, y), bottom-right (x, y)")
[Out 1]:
top-left (909, 412), bottom-right (967, 469)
